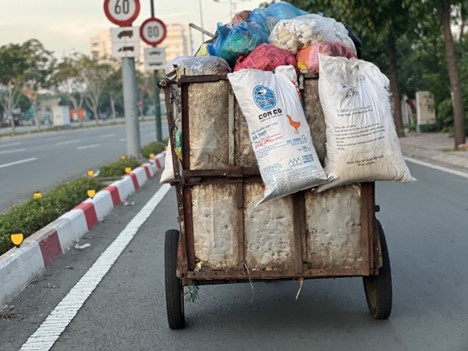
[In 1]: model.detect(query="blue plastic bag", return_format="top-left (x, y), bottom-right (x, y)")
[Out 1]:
top-left (248, 8), bottom-right (278, 33)
top-left (213, 22), bottom-right (269, 67)
top-left (265, 1), bottom-right (308, 21)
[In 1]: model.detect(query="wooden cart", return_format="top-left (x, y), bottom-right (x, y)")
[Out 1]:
top-left (161, 75), bottom-right (392, 329)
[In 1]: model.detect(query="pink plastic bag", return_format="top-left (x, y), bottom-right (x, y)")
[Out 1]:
top-left (297, 41), bottom-right (356, 73)
top-left (234, 43), bottom-right (297, 72)
top-left (231, 10), bottom-right (251, 25)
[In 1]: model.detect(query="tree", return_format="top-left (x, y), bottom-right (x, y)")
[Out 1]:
top-left (79, 56), bottom-right (113, 124)
top-left (440, 0), bottom-right (466, 147)
top-left (0, 40), bottom-right (54, 133)
top-left (18, 39), bottom-right (55, 130)
top-left (54, 53), bottom-right (86, 126)
top-left (104, 62), bottom-right (123, 121)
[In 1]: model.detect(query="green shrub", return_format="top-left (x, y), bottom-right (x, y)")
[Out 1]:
top-left (0, 177), bottom-right (104, 255)
top-left (0, 141), bottom-right (166, 255)
top-left (98, 157), bottom-right (141, 178)
top-left (140, 141), bottom-right (166, 159)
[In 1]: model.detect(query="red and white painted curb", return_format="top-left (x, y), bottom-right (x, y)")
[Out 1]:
top-left (0, 152), bottom-right (166, 307)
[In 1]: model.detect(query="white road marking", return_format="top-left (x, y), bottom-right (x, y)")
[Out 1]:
top-left (77, 144), bottom-right (100, 150)
top-left (0, 148), bottom-right (26, 154)
top-left (405, 156), bottom-right (468, 180)
top-left (98, 133), bottom-right (116, 138)
top-left (0, 157), bottom-right (38, 169)
top-left (46, 136), bottom-right (66, 141)
top-left (0, 141), bottom-right (21, 148)
top-left (20, 183), bottom-right (172, 351)
top-left (56, 139), bottom-right (80, 146)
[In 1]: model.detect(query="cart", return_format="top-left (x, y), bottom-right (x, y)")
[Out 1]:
top-left (161, 75), bottom-right (392, 329)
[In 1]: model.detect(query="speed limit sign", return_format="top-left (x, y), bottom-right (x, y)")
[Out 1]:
top-left (140, 17), bottom-right (167, 46)
top-left (104, 0), bottom-right (141, 27)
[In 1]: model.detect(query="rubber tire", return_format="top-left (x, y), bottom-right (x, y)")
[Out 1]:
top-left (164, 229), bottom-right (185, 329)
top-left (363, 220), bottom-right (393, 320)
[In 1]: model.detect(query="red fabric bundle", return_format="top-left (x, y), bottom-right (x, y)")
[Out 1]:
top-left (297, 41), bottom-right (356, 74)
top-left (234, 43), bottom-right (297, 72)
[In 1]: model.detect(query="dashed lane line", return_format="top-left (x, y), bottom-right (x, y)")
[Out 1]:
top-left (0, 157), bottom-right (38, 169)
top-left (77, 144), bottom-right (100, 150)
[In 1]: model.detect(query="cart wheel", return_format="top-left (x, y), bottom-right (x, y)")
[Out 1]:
top-left (165, 229), bottom-right (185, 329)
top-left (363, 220), bottom-right (392, 320)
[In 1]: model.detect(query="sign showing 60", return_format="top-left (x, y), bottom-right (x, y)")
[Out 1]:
top-left (104, 0), bottom-right (140, 26)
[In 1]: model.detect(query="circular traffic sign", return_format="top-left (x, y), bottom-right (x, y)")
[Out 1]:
top-left (140, 17), bottom-right (167, 46)
top-left (104, 0), bottom-right (140, 27)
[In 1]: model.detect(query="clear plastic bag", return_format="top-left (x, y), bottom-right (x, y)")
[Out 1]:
top-left (269, 14), bottom-right (357, 54)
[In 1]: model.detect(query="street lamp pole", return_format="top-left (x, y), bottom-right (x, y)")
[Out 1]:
top-left (150, 0), bottom-right (163, 142)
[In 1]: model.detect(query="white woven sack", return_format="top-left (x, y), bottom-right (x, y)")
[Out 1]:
top-left (317, 54), bottom-right (415, 192)
top-left (228, 65), bottom-right (330, 205)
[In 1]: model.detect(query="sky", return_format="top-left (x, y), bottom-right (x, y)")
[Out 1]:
top-left (0, 0), bottom-right (262, 57)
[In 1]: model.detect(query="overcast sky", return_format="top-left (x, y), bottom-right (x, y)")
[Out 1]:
top-left (0, 0), bottom-right (261, 57)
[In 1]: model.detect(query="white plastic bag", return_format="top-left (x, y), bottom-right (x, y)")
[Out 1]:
top-left (317, 54), bottom-right (414, 191)
top-left (165, 56), bottom-right (231, 80)
top-left (269, 14), bottom-right (356, 55)
top-left (228, 65), bottom-right (330, 204)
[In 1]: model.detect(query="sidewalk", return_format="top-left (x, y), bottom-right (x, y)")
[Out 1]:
top-left (399, 132), bottom-right (468, 174)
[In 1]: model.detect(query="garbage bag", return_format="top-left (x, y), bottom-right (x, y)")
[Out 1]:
top-left (165, 56), bottom-right (230, 80)
top-left (317, 55), bottom-right (414, 191)
top-left (234, 43), bottom-right (297, 72)
top-left (269, 14), bottom-right (357, 54)
top-left (213, 22), bottom-right (269, 67)
top-left (344, 24), bottom-right (362, 59)
top-left (231, 10), bottom-right (251, 25)
top-left (248, 8), bottom-right (278, 33)
top-left (265, 1), bottom-right (308, 21)
top-left (228, 65), bottom-right (331, 205)
top-left (297, 41), bottom-right (356, 73)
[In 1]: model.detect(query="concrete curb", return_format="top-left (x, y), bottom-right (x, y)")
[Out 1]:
top-left (0, 152), bottom-right (166, 307)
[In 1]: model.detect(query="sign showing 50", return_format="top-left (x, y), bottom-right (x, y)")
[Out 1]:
top-left (140, 17), bottom-right (167, 46)
top-left (104, 0), bottom-right (140, 26)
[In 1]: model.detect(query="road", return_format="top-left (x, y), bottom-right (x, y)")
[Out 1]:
top-left (1, 161), bottom-right (467, 350)
top-left (0, 121), bottom-right (168, 214)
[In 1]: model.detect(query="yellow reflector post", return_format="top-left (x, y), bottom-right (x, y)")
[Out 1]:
top-left (149, 153), bottom-right (155, 159)
top-left (125, 167), bottom-right (132, 174)
top-left (33, 192), bottom-right (42, 199)
top-left (87, 189), bottom-right (96, 198)
top-left (11, 233), bottom-right (24, 247)
top-left (87, 169), bottom-right (94, 177)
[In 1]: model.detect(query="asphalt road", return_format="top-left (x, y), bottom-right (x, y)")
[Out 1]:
top-left (0, 121), bottom-right (168, 214)
top-left (1, 161), bottom-right (467, 350)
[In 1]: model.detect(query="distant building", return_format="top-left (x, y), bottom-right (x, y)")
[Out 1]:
top-left (90, 23), bottom-right (190, 70)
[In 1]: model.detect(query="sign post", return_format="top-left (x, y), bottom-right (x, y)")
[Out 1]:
top-left (104, 0), bottom-right (141, 158)
top-left (140, 1), bottom-right (167, 143)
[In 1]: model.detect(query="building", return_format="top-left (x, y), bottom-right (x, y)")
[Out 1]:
top-left (90, 23), bottom-right (190, 70)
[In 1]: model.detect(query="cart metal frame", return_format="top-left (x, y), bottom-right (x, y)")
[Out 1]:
top-left (161, 75), bottom-right (392, 329)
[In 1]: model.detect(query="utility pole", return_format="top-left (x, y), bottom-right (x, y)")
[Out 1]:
top-left (104, 0), bottom-right (142, 159)
top-left (122, 57), bottom-right (141, 157)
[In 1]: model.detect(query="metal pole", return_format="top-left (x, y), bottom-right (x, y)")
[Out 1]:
top-left (122, 57), bottom-right (141, 158)
top-left (199, 0), bottom-right (205, 42)
top-left (150, 0), bottom-right (163, 142)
